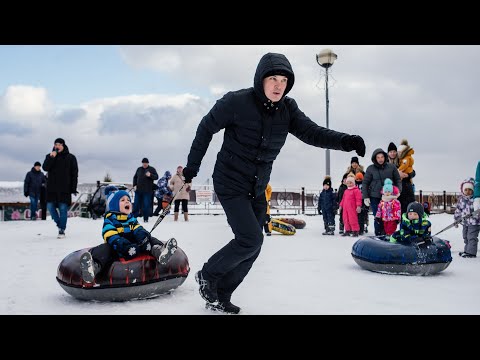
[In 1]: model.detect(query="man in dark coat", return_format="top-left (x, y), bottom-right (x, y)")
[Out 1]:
top-left (132, 158), bottom-right (158, 223)
top-left (24, 161), bottom-right (46, 220)
top-left (42, 138), bottom-right (78, 238)
top-left (182, 52), bottom-right (366, 314)
top-left (361, 148), bottom-right (402, 235)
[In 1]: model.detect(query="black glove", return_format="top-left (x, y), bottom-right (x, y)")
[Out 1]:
top-left (342, 135), bottom-right (366, 157)
top-left (24, 192), bottom-right (28, 197)
top-left (182, 167), bottom-right (197, 183)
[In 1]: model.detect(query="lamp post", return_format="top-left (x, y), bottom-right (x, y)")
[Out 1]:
top-left (316, 49), bottom-right (337, 177)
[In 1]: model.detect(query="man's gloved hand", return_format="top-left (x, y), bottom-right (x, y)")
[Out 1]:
top-left (182, 167), bottom-right (197, 183)
top-left (24, 192), bottom-right (28, 197)
top-left (342, 135), bottom-right (366, 157)
top-left (364, 198), bottom-right (370, 207)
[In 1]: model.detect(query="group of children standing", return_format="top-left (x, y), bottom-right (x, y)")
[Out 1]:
top-left (317, 157), bottom-right (480, 258)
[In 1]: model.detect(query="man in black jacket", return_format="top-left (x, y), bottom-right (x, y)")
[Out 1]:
top-left (42, 138), bottom-right (78, 238)
top-left (183, 52), bottom-right (366, 314)
top-left (24, 161), bottom-right (46, 220)
top-left (132, 158), bottom-right (158, 223)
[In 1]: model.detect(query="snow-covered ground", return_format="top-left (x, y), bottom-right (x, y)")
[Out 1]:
top-left (1, 213), bottom-right (478, 315)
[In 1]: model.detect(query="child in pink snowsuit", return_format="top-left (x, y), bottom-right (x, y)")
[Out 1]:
top-left (375, 178), bottom-right (401, 235)
top-left (339, 174), bottom-right (363, 236)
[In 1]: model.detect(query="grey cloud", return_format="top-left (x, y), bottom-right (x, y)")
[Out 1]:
top-left (55, 108), bottom-right (86, 124)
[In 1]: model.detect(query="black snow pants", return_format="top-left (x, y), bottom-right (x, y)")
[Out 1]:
top-left (201, 192), bottom-right (267, 303)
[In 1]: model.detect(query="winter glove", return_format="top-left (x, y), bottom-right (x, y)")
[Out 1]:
top-left (474, 197), bottom-right (480, 212)
top-left (182, 167), bottom-right (197, 184)
top-left (364, 198), bottom-right (370, 207)
top-left (356, 206), bottom-right (362, 214)
top-left (24, 192), bottom-right (28, 197)
top-left (342, 135), bottom-right (366, 157)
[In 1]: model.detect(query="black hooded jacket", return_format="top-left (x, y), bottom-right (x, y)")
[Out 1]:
top-left (42, 143), bottom-right (78, 205)
top-left (187, 53), bottom-right (352, 198)
top-left (362, 148), bottom-right (402, 200)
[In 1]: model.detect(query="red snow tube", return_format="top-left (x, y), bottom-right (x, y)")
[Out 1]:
top-left (277, 218), bottom-right (306, 229)
top-left (56, 247), bottom-right (190, 302)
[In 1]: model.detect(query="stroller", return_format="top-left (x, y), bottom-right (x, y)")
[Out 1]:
top-left (87, 183), bottom-right (131, 219)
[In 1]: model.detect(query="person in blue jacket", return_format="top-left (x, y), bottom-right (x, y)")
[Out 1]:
top-left (182, 52), bottom-right (366, 314)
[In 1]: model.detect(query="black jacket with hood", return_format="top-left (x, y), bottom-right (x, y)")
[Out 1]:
top-left (362, 148), bottom-right (402, 200)
top-left (186, 53), bottom-right (354, 198)
top-left (42, 143), bottom-right (78, 205)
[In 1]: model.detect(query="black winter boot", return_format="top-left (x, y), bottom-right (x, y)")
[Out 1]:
top-left (205, 301), bottom-right (241, 314)
top-left (195, 270), bottom-right (219, 304)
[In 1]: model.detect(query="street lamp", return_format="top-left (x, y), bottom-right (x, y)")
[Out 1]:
top-left (316, 49), bottom-right (337, 177)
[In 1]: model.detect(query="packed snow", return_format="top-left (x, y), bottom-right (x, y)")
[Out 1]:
top-left (1, 212), bottom-right (479, 314)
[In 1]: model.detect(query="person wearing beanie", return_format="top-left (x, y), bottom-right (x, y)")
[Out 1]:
top-left (375, 179), bottom-right (401, 236)
top-left (23, 161), bottom-right (46, 220)
top-left (153, 170), bottom-right (174, 216)
top-left (319, 176), bottom-right (336, 235)
top-left (362, 148), bottom-right (402, 236)
top-left (454, 178), bottom-right (480, 258)
top-left (181, 52), bottom-right (366, 314)
top-left (396, 139), bottom-right (416, 214)
top-left (42, 137), bottom-right (78, 238)
top-left (346, 156), bottom-right (365, 177)
top-left (132, 158), bottom-right (159, 223)
top-left (339, 174), bottom-right (363, 237)
top-left (390, 201), bottom-right (432, 244)
top-left (79, 185), bottom-right (179, 284)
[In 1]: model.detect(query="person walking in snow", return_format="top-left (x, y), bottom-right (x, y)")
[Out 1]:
top-left (454, 178), bottom-right (480, 258)
top-left (79, 185), bottom-right (178, 284)
top-left (24, 161), bottom-right (46, 220)
top-left (181, 52), bottom-right (366, 314)
top-left (42, 138), bottom-right (78, 238)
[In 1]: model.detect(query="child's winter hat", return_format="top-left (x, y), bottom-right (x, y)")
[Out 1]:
top-left (383, 178), bottom-right (393, 193)
top-left (346, 173), bottom-right (356, 184)
top-left (355, 172), bottom-right (364, 181)
top-left (323, 176), bottom-right (332, 187)
top-left (105, 185), bottom-right (131, 213)
top-left (407, 201), bottom-right (424, 218)
top-left (34, 161), bottom-right (41, 167)
top-left (461, 178), bottom-right (475, 193)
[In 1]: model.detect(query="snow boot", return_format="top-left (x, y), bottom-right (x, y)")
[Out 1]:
top-left (459, 252), bottom-right (477, 258)
top-left (195, 270), bottom-right (219, 304)
top-left (80, 251), bottom-right (101, 283)
top-left (205, 301), bottom-right (241, 314)
top-left (151, 238), bottom-right (178, 266)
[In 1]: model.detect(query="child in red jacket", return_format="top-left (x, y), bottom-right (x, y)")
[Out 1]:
top-left (339, 174), bottom-right (363, 237)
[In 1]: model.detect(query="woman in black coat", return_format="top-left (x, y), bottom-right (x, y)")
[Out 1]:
top-left (182, 52), bottom-right (366, 314)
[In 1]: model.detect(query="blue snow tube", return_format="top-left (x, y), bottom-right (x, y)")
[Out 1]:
top-left (351, 235), bottom-right (452, 275)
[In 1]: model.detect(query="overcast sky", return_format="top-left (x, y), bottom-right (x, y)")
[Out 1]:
top-left (0, 45), bottom-right (478, 192)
